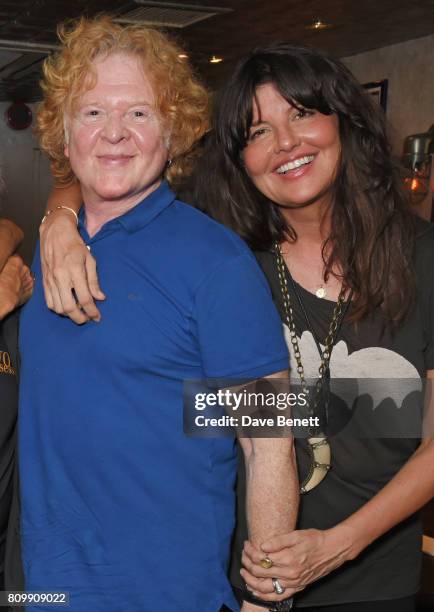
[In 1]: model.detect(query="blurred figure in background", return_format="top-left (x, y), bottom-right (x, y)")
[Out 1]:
top-left (0, 217), bottom-right (32, 598)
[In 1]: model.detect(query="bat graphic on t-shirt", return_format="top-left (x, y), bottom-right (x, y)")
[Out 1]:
top-left (283, 327), bottom-right (421, 410)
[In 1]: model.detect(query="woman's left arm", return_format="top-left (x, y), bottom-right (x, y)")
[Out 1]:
top-left (241, 370), bottom-right (434, 600)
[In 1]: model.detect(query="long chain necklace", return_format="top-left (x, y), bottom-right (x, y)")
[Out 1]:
top-left (274, 242), bottom-right (351, 493)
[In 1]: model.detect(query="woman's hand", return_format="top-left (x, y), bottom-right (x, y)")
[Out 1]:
top-left (241, 525), bottom-right (357, 601)
top-left (0, 255), bottom-right (34, 320)
top-left (39, 209), bottom-right (105, 324)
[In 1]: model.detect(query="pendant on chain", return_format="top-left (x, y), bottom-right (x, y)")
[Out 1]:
top-left (315, 285), bottom-right (327, 299)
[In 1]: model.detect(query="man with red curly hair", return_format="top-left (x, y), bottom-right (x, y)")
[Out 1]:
top-left (19, 17), bottom-right (297, 612)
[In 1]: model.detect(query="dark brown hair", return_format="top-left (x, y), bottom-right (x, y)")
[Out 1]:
top-left (194, 43), bottom-right (415, 324)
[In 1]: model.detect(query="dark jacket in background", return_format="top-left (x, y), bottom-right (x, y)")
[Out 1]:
top-left (2, 311), bottom-right (24, 607)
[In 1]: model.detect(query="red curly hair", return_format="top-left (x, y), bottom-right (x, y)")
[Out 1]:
top-left (36, 16), bottom-right (209, 187)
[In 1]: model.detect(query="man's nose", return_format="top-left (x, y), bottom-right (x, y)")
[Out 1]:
top-left (101, 113), bottom-right (129, 143)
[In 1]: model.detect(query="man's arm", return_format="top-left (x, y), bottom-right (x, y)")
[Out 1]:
top-left (40, 182), bottom-right (105, 324)
top-left (238, 372), bottom-right (299, 611)
top-left (0, 219), bottom-right (23, 271)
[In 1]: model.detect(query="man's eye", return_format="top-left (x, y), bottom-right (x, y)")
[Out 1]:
top-left (129, 109), bottom-right (150, 121)
top-left (80, 109), bottom-right (104, 121)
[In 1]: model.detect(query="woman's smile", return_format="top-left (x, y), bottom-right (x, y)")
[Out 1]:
top-left (243, 83), bottom-right (341, 210)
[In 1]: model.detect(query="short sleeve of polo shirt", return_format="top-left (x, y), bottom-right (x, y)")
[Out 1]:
top-left (192, 251), bottom-right (289, 379)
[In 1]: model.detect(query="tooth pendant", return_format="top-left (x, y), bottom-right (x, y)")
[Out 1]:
top-left (315, 285), bottom-right (327, 299)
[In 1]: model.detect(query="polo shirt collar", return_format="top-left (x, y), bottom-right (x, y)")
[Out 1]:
top-left (78, 181), bottom-right (176, 236)
top-left (117, 181), bottom-right (176, 233)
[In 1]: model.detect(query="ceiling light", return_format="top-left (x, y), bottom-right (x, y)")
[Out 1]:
top-left (210, 55), bottom-right (223, 64)
top-left (306, 19), bottom-right (331, 31)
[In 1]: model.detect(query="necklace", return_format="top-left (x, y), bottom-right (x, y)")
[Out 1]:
top-left (279, 248), bottom-right (330, 299)
top-left (274, 242), bottom-right (352, 494)
top-left (315, 285), bottom-right (327, 299)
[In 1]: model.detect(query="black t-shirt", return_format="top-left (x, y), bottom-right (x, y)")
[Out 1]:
top-left (0, 315), bottom-right (19, 588)
top-left (231, 219), bottom-right (434, 606)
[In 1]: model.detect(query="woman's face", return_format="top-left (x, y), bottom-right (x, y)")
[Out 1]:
top-left (242, 82), bottom-right (341, 210)
top-left (65, 52), bottom-right (169, 207)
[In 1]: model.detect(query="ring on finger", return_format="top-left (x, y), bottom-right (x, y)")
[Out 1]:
top-left (272, 577), bottom-right (285, 595)
top-left (260, 556), bottom-right (273, 569)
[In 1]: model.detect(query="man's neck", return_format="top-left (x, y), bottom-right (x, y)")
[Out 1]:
top-left (83, 181), bottom-right (161, 238)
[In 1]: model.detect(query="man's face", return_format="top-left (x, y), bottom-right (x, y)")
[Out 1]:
top-left (65, 52), bottom-right (169, 207)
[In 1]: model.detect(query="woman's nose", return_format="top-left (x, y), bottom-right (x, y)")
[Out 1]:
top-left (274, 125), bottom-right (301, 153)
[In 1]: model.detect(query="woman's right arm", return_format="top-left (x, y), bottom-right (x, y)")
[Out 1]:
top-left (40, 182), bottom-right (105, 324)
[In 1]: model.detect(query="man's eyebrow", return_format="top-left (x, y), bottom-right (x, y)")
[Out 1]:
top-left (127, 101), bottom-right (153, 107)
top-left (78, 100), bottom-right (153, 107)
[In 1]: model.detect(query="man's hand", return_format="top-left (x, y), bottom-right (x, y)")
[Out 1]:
top-left (40, 209), bottom-right (105, 324)
top-left (0, 255), bottom-right (34, 320)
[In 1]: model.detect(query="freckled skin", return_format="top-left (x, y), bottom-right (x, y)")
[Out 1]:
top-left (243, 83), bottom-right (341, 212)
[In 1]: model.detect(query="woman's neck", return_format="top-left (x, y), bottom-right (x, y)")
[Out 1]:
top-left (280, 202), bottom-right (332, 246)
top-left (278, 200), bottom-right (346, 300)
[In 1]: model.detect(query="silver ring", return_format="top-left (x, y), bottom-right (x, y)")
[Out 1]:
top-left (272, 577), bottom-right (285, 595)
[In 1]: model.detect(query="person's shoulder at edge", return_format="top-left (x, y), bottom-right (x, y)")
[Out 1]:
top-left (413, 215), bottom-right (434, 269)
top-left (414, 215), bottom-right (434, 246)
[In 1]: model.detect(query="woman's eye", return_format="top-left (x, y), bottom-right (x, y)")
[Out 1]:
top-left (294, 108), bottom-right (314, 120)
top-left (249, 127), bottom-right (267, 141)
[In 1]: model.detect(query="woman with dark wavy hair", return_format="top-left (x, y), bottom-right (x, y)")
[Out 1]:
top-left (197, 44), bottom-right (415, 323)
top-left (39, 43), bottom-right (434, 612)
top-left (193, 44), bottom-right (433, 612)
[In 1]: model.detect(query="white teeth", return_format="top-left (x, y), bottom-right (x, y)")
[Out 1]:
top-left (276, 155), bottom-right (314, 174)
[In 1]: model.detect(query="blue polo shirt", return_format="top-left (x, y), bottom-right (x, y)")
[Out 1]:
top-left (19, 182), bottom-right (289, 612)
